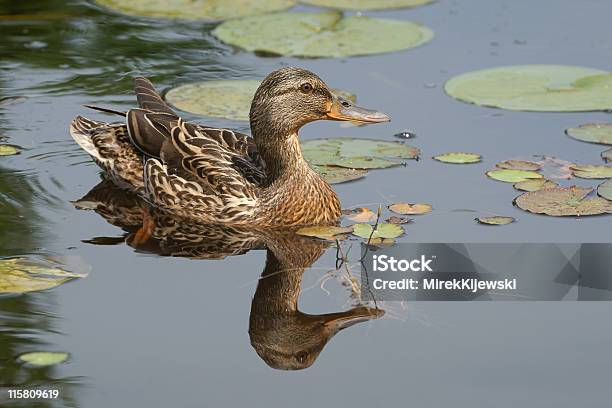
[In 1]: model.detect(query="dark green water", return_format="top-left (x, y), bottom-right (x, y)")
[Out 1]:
top-left (1, 1), bottom-right (611, 407)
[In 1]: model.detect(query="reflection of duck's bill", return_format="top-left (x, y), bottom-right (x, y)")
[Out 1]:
top-left (326, 95), bottom-right (391, 124)
top-left (323, 306), bottom-right (385, 332)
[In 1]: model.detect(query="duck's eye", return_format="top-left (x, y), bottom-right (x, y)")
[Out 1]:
top-left (300, 83), bottom-right (313, 93)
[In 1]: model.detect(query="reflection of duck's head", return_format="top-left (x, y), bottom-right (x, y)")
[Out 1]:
top-left (249, 235), bottom-right (384, 371)
top-left (250, 305), bottom-right (383, 371)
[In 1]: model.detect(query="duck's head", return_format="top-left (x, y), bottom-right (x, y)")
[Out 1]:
top-left (249, 67), bottom-right (390, 140)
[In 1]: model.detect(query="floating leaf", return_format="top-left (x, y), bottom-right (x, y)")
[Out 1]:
top-left (302, 138), bottom-right (419, 169)
top-left (445, 65), bottom-right (612, 112)
top-left (603, 148), bottom-right (612, 163)
top-left (0, 257), bottom-right (85, 294)
top-left (496, 160), bottom-right (541, 171)
top-left (301, 0), bottom-right (432, 10)
top-left (343, 207), bottom-right (376, 222)
top-left (296, 225), bottom-right (353, 240)
top-left (515, 186), bottom-right (612, 217)
top-left (433, 152), bottom-right (481, 164)
top-left (486, 169), bottom-right (543, 183)
top-left (352, 223), bottom-right (404, 239)
top-left (311, 165), bottom-right (367, 184)
top-left (570, 164), bottom-right (612, 179)
top-left (388, 202), bottom-right (432, 215)
top-left (165, 79), bottom-right (355, 121)
top-left (514, 178), bottom-right (557, 192)
top-left (475, 216), bottom-right (515, 225)
top-left (386, 216), bottom-right (412, 224)
top-left (213, 11), bottom-right (434, 58)
top-left (17, 351), bottom-right (69, 367)
top-left (598, 179), bottom-right (612, 201)
top-left (0, 144), bottom-right (20, 156)
top-left (94, 0), bottom-right (295, 21)
top-left (566, 123), bottom-right (612, 145)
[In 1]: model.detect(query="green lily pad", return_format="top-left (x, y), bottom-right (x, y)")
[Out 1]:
top-left (486, 169), bottom-right (543, 183)
top-left (165, 79), bottom-right (355, 121)
top-left (570, 164), bottom-right (612, 179)
top-left (603, 148), bottom-right (612, 163)
top-left (94, 0), bottom-right (295, 21)
top-left (296, 225), bottom-right (353, 240)
top-left (566, 123), bottom-right (612, 145)
top-left (17, 351), bottom-right (69, 367)
top-left (515, 186), bottom-right (612, 217)
top-left (311, 165), bottom-right (367, 184)
top-left (513, 178), bottom-right (557, 192)
top-left (301, 0), bottom-right (433, 10)
top-left (213, 11), bottom-right (434, 58)
top-left (475, 216), bottom-right (515, 225)
top-left (433, 152), bottom-right (481, 164)
top-left (302, 138), bottom-right (419, 169)
top-left (352, 223), bottom-right (404, 239)
top-left (598, 179), bottom-right (612, 201)
top-left (496, 160), bottom-right (541, 171)
top-left (0, 144), bottom-right (21, 156)
top-left (388, 202), bottom-right (432, 215)
top-left (0, 257), bottom-right (86, 294)
top-left (445, 65), bottom-right (612, 112)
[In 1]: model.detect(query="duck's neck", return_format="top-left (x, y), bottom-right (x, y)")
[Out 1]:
top-left (251, 119), bottom-right (310, 183)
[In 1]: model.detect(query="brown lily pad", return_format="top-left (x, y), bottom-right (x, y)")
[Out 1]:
top-left (386, 216), bottom-right (413, 224)
top-left (343, 207), bottom-right (376, 222)
top-left (496, 160), bottom-right (541, 171)
top-left (475, 216), bottom-right (516, 225)
top-left (515, 186), bottom-right (612, 217)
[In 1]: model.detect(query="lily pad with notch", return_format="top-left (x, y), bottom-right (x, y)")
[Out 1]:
top-left (302, 138), bottom-right (419, 169)
top-left (213, 11), bottom-right (434, 58)
top-left (486, 169), bottom-right (543, 183)
top-left (513, 178), bottom-right (557, 192)
top-left (352, 223), bottom-right (404, 240)
top-left (515, 186), bottom-right (612, 217)
top-left (496, 160), bottom-right (541, 171)
top-left (388, 202), bottom-right (432, 215)
top-left (566, 123), bottom-right (612, 146)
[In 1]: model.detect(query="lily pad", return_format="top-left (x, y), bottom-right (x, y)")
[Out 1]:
top-left (598, 179), bottom-right (612, 201)
top-left (513, 178), bottom-right (557, 192)
top-left (352, 223), bottom-right (404, 239)
top-left (213, 11), bottom-right (434, 58)
top-left (0, 257), bottom-right (85, 294)
top-left (570, 164), bottom-right (612, 179)
top-left (386, 216), bottom-right (412, 224)
top-left (445, 65), bottom-right (612, 112)
top-left (94, 0), bottom-right (295, 21)
top-left (475, 216), bottom-right (515, 225)
top-left (388, 202), bottom-right (432, 215)
top-left (486, 169), bottom-right (543, 183)
top-left (603, 148), bottom-right (612, 163)
top-left (302, 138), bottom-right (419, 169)
top-left (296, 225), bottom-right (353, 240)
top-left (515, 186), bottom-right (612, 217)
top-left (311, 165), bottom-right (367, 184)
top-left (496, 160), bottom-right (541, 171)
top-left (17, 351), bottom-right (69, 367)
top-left (165, 79), bottom-right (355, 121)
top-left (343, 207), bottom-right (376, 222)
top-left (566, 123), bottom-right (612, 145)
top-left (433, 152), bottom-right (481, 164)
top-left (301, 0), bottom-right (432, 10)
top-left (0, 144), bottom-right (20, 156)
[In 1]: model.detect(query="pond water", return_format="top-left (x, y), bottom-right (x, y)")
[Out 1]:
top-left (1, 0), bottom-right (611, 407)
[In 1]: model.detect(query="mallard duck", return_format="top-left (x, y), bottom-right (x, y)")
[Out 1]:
top-left (70, 67), bottom-right (389, 226)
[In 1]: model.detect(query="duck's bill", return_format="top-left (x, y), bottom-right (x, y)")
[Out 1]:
top-left (326, 95), bottom-right (390, 124)
top-left (322, 306), bottom-right (385, 333)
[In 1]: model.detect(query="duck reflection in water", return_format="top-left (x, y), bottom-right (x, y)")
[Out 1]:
top-left (74, 180), bottom-right (384, 370)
